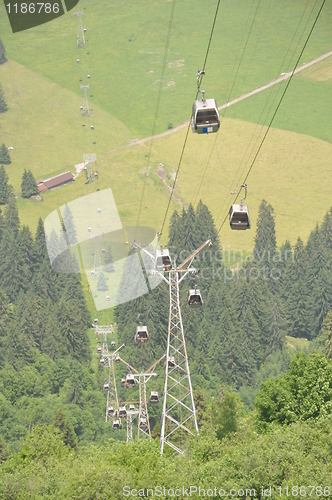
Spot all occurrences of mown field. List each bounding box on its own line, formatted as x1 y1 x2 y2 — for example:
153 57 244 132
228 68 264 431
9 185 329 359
0 0 332 251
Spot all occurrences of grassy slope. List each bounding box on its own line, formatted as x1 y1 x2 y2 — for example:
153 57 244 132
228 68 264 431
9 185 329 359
143 118 332 249
285 335 310 352
0 60 133 188
226 72 332 145
2 63 332 250
0 0 331 247
1 0 332 138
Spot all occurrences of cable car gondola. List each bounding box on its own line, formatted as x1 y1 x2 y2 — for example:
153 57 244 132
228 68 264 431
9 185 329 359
121 376 126 387
188 289 203 306
192 71 220 135
103 382 109 392
149 391 159 403
229 184 251 230
139 417 148 429
108 406 115 416
99 358 105 366
112 419 121 430
110 340 116 348
115 353 121 363
135 325 149 343
129 404 135 412
168 355 176 369
155 248 172 270
126 374 135 388
96 345 102 354
119 406 127 418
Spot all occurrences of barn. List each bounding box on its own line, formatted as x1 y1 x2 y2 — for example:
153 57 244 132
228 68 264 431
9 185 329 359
37 171 74 192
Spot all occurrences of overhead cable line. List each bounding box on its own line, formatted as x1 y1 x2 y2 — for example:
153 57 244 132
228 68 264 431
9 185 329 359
214 0 314 227
192 0 263 207
217 0 326 234
135 0 177 232
159 0 222 236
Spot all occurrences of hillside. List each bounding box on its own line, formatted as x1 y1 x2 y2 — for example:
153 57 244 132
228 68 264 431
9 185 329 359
0 0 332 245
1 1 332 494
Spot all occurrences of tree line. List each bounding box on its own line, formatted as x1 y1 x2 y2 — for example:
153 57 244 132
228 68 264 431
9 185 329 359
116 199 332 401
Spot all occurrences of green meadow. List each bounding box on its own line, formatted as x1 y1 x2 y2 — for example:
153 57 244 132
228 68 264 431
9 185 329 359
0 0 332 252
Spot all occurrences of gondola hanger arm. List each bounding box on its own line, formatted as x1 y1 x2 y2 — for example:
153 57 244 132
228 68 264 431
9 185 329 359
146 353 166 374
131 240 155 262
117 357 139 374
112 343 125 356
197 70 205 100
176 238 212 271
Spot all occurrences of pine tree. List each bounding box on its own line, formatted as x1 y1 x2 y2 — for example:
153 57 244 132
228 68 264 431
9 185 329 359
0 227 30 301
284 238 309 339
253 200 276 265
4 320 35 368
21 169 38 198
0 39 7 65
62 204 77 245
53 410 77 449
168 210 182 253
59 274 90 327
0 289 12 369
97 272 108 291
195 200 219 251
0 86 7 114
0 209 3 242
47 229 61 265
14 290 46 350
182 204 197 253
31 260 58 303
103 245 115 273
266 294 286 355
0 144 10 164
4 193 20 234
320 312 332 359
56 296 91 363
0 165 9 205
320 211 332 253
34 217 48 263
18 225 36 273
40 303 64 359
305 227 332 338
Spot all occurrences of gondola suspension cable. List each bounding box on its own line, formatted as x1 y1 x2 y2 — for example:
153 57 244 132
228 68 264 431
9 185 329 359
217 0 326 235
192 0 263 208
217 0 316 216
135 0 177 233
159 0 222 236
214 0 314 228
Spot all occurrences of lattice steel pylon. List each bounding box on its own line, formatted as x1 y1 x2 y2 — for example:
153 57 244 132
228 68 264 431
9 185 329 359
118 354 165 440
87 230 103 280
138 373 151 439
74 11 85 48
132 238 212 455
83 153 96 183
126 408 139 442
94 322 123 424
80 84 90 117
93 234 102 279
161 270 198 455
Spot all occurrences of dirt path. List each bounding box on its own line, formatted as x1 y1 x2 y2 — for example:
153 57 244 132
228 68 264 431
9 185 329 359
131 49 332 146
98 49 332 160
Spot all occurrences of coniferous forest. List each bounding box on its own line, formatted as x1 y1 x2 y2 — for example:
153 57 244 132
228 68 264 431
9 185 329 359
1 193 332 497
